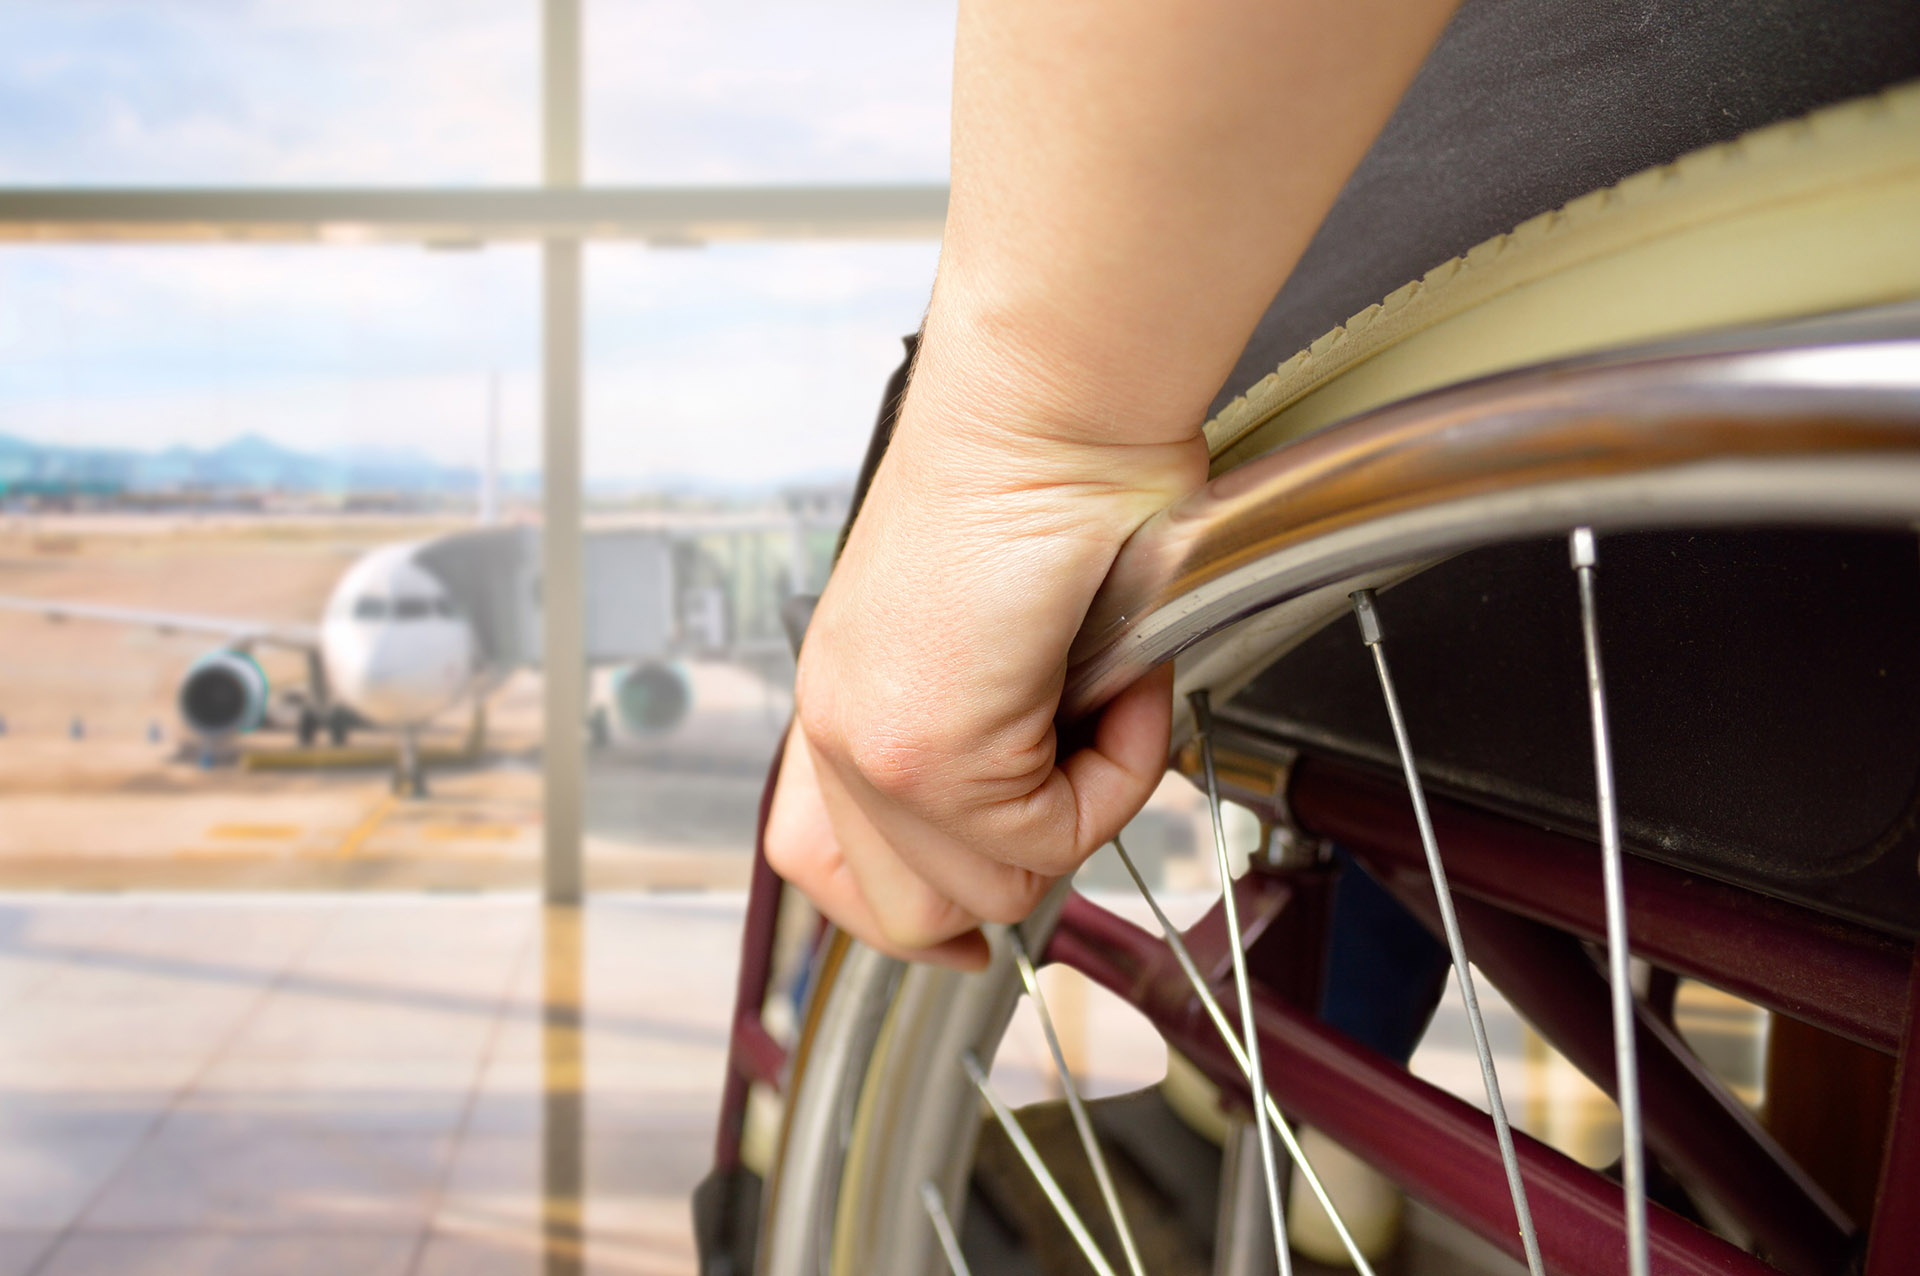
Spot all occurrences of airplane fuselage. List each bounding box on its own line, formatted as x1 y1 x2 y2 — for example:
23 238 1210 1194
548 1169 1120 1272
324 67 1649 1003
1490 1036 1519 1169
318 545 479 729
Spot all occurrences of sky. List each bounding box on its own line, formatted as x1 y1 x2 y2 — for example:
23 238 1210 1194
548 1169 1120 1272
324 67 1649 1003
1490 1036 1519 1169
0 0 955 488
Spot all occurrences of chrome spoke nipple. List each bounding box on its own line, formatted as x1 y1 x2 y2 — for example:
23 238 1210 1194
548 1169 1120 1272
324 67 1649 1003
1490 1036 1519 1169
1570 525 1598 570
1350 588 1384 646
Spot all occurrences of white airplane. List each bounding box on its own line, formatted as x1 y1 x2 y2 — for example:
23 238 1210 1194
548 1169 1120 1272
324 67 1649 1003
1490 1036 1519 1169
319 543 477 733
0 532 520 794
0 507 837 795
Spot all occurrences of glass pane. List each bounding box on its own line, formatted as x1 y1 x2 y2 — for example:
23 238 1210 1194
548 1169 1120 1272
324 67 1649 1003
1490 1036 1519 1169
0 2 537 185
587 0 955 183
579 239 937 879
0 245 537 462
0 242 540 863
585 241 934 486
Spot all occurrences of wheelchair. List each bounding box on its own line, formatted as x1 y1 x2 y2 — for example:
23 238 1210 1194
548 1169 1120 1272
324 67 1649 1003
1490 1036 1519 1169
705 71 1920 1276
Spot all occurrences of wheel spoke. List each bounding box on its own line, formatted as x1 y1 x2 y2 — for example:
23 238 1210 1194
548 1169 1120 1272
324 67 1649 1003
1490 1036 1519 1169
1215 1116 1279 1276
1571 528 1650 1276
1349 588 1546 1276
961 1050 1123 1276
1008 931 1149 1276
1111 837 1379 1276
919 1180 974 1276
1192 691 1293 1276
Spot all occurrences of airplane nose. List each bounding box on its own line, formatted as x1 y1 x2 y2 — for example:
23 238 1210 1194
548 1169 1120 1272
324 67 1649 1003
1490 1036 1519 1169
358 647 420 712
324 627 413 723
329 620 473 728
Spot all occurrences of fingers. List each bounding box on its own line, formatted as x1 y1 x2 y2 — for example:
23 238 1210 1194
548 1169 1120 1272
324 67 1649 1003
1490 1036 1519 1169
765 669 1174 969
834 664 1174 903
1060 662 1175 856
825 751 1063 925
796 727 996 946
764 729 991 970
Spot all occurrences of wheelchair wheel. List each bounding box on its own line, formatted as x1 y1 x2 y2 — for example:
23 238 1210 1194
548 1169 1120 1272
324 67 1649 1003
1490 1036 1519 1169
754 83 1920 1276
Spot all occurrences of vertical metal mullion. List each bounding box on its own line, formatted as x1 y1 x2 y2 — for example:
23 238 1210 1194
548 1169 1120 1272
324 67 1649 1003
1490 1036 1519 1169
542 0 585 904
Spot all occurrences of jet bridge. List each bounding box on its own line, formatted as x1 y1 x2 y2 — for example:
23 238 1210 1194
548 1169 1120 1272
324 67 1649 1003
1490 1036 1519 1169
413 525 717 673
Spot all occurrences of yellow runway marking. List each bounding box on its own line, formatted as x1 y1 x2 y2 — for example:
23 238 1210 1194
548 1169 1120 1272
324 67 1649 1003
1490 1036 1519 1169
335 795 397 858
421 824 519 841
206 823 302 840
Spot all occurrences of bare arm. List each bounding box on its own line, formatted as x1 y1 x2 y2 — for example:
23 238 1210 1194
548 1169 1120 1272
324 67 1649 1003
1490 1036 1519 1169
767 0 1460 967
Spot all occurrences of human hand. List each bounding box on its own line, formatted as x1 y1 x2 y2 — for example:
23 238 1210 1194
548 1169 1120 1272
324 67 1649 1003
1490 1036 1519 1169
764 338 1204 968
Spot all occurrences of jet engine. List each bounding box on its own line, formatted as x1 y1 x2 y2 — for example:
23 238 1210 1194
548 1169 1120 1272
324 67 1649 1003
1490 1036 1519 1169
178 649 270 737
609 661 691 735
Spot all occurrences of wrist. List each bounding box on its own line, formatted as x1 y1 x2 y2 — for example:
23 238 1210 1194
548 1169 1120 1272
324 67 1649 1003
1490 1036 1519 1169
912 269 1212 453
869 391 1206 578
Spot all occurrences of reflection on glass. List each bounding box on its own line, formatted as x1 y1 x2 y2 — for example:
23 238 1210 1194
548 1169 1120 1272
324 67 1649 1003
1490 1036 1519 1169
544 902 586 1276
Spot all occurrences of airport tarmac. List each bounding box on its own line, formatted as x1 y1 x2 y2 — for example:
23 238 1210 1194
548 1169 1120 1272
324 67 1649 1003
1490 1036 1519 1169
0 514 791 892
0 662 785 892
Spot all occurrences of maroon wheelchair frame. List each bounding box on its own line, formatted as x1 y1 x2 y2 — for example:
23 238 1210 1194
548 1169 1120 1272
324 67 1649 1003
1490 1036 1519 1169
714 743 1919 1275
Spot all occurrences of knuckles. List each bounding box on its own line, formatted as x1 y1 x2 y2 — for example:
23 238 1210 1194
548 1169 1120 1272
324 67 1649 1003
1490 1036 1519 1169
791 636 1077 937
795 678 963 809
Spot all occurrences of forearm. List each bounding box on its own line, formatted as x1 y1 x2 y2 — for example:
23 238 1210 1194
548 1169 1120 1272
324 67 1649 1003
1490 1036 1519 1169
770 0 1462 963
924 0 1460 448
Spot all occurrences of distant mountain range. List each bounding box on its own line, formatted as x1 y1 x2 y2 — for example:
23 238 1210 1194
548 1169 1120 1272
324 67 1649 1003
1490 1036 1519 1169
0 432 502 496
0 431 859 501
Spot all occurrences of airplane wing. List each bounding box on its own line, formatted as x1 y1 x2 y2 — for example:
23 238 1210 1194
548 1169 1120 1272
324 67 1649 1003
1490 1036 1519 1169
0 595 319 650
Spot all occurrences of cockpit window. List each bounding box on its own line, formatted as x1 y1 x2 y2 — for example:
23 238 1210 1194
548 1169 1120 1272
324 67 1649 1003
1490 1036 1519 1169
347 592 452 622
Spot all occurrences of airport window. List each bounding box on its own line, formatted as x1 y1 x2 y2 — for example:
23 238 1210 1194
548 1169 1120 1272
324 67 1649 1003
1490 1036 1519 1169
0 245 539 490
578 241 936 670
0 6 966 1269
583 241 939 490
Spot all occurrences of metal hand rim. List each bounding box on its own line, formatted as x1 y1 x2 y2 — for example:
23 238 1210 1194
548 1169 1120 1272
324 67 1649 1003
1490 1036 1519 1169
1066 303 1920 721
